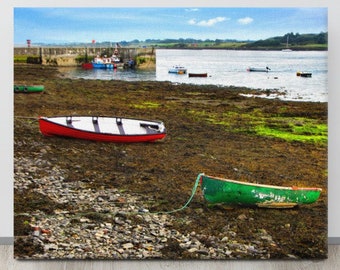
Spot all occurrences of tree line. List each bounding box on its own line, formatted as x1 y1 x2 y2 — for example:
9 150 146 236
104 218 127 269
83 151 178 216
243 32 327 49
32 32 327 50
116 32 328 50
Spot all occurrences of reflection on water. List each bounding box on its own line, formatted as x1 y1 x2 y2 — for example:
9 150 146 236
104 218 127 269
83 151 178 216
60 66 156 82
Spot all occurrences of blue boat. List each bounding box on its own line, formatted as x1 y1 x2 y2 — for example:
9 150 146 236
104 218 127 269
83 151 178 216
92 55 120 69
92 62 114 69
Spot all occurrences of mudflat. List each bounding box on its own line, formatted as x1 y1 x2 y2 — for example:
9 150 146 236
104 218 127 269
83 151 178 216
14 64 327 259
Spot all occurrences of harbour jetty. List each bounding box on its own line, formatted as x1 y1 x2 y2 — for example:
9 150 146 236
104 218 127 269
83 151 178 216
14 46 155 68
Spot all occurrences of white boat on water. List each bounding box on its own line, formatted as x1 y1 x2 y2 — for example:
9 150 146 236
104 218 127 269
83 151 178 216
247 66 271 72
168 65 187 74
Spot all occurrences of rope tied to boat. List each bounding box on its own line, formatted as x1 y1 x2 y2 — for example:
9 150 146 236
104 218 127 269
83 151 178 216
148 173 204 215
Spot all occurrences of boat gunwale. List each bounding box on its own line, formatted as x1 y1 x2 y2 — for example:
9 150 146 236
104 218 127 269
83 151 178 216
200 173 322 192
14 85 45 92
14 85 45 88
39 115 166 137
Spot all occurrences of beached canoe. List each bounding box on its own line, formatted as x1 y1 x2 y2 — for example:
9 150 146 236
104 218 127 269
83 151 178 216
39 116 167 143
199 174 322 208
14 85 44 93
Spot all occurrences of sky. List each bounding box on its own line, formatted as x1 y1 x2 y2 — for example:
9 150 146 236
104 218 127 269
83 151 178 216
14 7 328 45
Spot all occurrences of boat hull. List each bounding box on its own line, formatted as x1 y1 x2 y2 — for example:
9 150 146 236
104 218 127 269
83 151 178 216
92 62 115 69
188 73 208 78
247 67 270 72
168 70 187 74
168 66 187 74
199 174 322 208
82 63 93 69
14 85 44 93
296 71 312 77
39 116 166 143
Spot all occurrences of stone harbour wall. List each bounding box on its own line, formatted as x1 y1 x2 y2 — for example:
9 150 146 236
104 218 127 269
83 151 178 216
14 47 155 67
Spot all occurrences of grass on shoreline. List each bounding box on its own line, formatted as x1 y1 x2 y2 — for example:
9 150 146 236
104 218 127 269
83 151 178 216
189 109 327 145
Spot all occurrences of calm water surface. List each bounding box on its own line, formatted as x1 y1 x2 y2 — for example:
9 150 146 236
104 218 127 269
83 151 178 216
62 49 327 102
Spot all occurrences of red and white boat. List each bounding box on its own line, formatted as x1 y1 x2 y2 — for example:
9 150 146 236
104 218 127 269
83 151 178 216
39 116 167 143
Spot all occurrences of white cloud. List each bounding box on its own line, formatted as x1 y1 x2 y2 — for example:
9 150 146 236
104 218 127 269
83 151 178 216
188 19 197 25
238 17 254 25
188 16 227 27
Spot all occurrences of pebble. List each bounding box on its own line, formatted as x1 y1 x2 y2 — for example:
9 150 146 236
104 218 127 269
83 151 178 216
14 155 278 259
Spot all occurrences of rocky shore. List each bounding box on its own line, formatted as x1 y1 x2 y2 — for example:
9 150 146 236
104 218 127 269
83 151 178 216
14 155 277 260
14 64 327 260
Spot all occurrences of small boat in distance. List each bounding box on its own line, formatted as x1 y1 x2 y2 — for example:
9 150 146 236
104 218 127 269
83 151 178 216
247 67 271 72
168 65 187 74
14 85 44 93
199 173 322 208
188 73 208 78
296 71 312 78
39 116 167 143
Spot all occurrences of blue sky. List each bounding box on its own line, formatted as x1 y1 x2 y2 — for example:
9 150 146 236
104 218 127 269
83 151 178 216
14 7 327 45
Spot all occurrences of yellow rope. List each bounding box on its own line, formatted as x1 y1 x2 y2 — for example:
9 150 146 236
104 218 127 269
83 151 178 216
149 173 204 215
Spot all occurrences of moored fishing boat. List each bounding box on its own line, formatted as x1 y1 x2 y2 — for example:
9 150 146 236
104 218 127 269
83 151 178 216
39 116 167 143
91 55 120 69
92 62 114 69
188 73 208 78
14 85 44 93
296 71 312 77
247 67 271 72
168 65 187 74
199 173 322 208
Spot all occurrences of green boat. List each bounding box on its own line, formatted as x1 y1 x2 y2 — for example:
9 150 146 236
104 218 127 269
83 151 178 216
199 173 322 208
14 85 44 93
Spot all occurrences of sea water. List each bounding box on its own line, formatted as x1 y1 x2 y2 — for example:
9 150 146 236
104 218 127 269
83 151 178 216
62 49 327 102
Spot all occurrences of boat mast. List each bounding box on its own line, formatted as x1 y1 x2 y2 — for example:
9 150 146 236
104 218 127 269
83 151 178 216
286 35 289 49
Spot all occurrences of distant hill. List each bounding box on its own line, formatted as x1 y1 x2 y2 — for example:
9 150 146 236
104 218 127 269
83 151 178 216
241 32 327 50
23 32 327 51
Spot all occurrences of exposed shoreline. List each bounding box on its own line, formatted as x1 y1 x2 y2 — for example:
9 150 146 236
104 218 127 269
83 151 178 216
14 64 328 259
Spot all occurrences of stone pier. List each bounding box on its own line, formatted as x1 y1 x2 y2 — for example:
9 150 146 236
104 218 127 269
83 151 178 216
14 46 155 67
